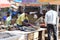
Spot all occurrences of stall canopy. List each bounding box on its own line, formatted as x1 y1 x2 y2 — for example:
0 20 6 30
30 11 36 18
20 3 41 6
38 0 56 5
0 0 11 8
38 0 60 5
49 1 60 5
38 0 55 3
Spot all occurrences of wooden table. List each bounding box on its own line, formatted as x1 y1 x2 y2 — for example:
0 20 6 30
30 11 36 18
4 28 47 40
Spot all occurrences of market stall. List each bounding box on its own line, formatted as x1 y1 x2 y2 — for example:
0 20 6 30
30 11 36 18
1 0 59 40
0 32 19 40
3 28 46 40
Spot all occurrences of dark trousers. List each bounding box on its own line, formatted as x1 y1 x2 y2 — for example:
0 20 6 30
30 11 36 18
17 24 24 31
47 24 57 40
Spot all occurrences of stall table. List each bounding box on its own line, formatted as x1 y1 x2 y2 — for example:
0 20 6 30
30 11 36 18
4 28 46 40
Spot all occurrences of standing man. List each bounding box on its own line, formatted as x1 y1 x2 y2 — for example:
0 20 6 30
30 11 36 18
45 5 58 40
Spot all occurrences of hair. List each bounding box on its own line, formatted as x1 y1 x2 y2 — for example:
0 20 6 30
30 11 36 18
25 12 29 14
47 5 52 9
7 12 10 14
6 12 10 17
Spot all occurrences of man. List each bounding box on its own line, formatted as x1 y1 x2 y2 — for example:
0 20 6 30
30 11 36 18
16 12 29 30
45 5 58 40
6 12 11 26
2 12 10 21
2 12 11 25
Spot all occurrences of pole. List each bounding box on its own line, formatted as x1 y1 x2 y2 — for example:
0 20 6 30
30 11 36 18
57 5 59 40
40 5 43 14
57 5 59 13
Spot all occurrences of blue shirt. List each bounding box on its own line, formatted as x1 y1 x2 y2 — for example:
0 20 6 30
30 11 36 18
2 16 7 21
12 11 17 16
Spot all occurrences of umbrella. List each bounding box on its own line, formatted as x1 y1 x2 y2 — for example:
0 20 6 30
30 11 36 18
0 0 11 8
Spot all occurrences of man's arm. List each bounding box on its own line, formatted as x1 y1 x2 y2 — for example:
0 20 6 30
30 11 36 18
56 12 59 27
45 13 48 26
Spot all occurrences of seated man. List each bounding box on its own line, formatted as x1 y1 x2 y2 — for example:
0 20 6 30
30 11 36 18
16 12 38 31
16 12 30 30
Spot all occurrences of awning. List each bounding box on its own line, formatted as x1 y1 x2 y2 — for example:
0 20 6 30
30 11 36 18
20 3 41 6
0 0 11 8
38 0 60 5
38 0 53 3
38 0 55 3
49 1 60 5
25 4 41 6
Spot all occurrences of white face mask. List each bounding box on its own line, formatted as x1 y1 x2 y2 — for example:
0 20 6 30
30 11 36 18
33 14 38 19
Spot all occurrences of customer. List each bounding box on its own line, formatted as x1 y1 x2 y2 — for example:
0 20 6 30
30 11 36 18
2 12 10 22
5 12 11 26
45 5 58 40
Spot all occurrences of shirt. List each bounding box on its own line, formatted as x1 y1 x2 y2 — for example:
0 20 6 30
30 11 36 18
16 13 29 25
6 16 11 25
11 11 17 17
2 16 7 21
45 10 58 25
35 16 44 23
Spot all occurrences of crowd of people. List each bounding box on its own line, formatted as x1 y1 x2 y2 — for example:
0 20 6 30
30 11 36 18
0 5 58 40
1 7 39 30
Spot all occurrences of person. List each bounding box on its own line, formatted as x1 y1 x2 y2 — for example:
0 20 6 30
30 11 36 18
2 12 10 24
2 12 10 21
5 12 11 26
16 12 29 30
45 5 58 40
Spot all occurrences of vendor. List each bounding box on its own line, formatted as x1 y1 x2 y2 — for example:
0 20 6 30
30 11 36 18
16 12 30 30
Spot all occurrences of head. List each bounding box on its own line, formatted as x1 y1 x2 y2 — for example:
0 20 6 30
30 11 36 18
6 12 10 17
47 5 52 11
25 12 29 16
42 10 47 16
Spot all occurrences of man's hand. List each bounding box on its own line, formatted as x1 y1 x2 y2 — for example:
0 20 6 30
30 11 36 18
45 23 47 27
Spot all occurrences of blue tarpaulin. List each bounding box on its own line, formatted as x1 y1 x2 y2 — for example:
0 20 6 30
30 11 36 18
14 0 22 2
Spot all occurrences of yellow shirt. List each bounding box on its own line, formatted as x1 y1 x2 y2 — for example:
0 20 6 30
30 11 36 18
16 13 29 25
